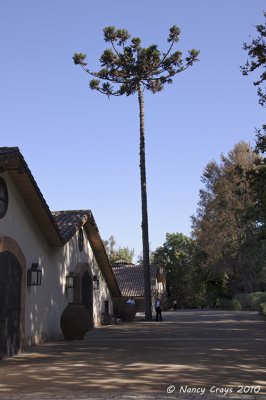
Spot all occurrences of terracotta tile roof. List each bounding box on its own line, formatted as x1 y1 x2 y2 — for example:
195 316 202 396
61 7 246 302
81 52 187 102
112 263 158 297
53 210 121 297
52 210 91 243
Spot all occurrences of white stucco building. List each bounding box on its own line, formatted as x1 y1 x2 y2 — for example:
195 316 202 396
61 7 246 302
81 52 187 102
0 147 121 358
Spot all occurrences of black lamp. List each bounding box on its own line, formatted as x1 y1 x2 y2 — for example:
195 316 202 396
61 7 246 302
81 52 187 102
93 275 99 290
65 272 76 289
27 263 42 286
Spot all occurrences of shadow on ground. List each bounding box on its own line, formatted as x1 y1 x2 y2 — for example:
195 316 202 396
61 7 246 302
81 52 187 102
0 310 265 395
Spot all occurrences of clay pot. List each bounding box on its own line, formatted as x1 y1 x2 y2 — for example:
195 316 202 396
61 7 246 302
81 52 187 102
119 304 136 322
60 303 89 340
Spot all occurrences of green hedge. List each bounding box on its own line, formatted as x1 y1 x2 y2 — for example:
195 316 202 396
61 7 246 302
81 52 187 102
218 292 266 311
234 292 266 311
219 298 242 311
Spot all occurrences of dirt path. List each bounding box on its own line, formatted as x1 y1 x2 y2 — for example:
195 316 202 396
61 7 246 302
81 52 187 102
0 310 265 398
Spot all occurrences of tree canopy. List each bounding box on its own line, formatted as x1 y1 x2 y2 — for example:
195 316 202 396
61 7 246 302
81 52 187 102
241 11 266 272
73 26 199 97
103 235 134 265
241 11 266 106
249 129 266 243
192 142 264 296
152 141 266 309
153 233 205 308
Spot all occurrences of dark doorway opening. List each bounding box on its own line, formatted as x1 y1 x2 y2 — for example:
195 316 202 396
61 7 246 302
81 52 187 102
0 251 22 359
81 271 93 329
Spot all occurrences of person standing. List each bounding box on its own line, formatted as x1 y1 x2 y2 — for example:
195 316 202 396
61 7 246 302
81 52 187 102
173 299 177 311
155 297 162 321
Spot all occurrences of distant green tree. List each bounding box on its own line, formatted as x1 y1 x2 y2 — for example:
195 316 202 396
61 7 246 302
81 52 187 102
103 235 116 260
111 247 135 265
73 26 199 319
153 233 206 308
241 11 266 106
104 236 134 264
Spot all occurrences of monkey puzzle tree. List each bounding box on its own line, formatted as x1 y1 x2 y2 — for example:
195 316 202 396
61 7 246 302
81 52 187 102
73 26 199 320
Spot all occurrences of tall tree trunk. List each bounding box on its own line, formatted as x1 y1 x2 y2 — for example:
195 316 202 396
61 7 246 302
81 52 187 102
138 82 152 320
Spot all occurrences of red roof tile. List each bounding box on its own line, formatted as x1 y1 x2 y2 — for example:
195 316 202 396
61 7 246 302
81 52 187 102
112 263 158 297
52 210 90 242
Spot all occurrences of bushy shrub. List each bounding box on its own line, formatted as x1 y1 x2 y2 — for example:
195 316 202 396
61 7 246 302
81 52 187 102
258 302 266 317
219 298 242 310
234 292 266 310
246 292 266 310
231 298 242 310
234 293 250 310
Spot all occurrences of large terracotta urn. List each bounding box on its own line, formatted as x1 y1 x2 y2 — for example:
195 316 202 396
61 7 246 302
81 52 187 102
120 304 136 322
60 303 89 340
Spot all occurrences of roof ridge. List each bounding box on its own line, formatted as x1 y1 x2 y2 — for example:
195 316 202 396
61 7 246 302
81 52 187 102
52 209 91 214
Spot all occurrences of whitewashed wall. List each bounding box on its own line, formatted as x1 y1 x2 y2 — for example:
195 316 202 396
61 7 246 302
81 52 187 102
0 173 113 345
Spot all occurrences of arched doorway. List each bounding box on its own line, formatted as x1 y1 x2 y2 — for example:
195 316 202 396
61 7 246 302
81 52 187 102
0 251 22 358
81 271 93 329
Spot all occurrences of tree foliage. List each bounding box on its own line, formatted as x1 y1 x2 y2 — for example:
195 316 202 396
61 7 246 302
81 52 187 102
247 128 266 238
153 142 266 309
246 130 266 291
153 233 206 308
192 142 264 297
240 12 266 292
73 26 199 97
241 12 266 106
103 235 134 265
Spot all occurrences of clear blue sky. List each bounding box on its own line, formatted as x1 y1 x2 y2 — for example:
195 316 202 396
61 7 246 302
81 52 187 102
1 1 265 260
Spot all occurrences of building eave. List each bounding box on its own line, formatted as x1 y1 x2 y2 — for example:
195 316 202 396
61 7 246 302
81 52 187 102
84 215 121 298
0 147 63 246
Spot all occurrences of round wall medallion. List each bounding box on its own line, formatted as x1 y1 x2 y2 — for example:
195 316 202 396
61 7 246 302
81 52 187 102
0 177 8 218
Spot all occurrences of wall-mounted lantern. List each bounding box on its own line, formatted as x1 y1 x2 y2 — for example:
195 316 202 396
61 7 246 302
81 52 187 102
65 272 76 289
93 275 99 290
27 263 42 286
